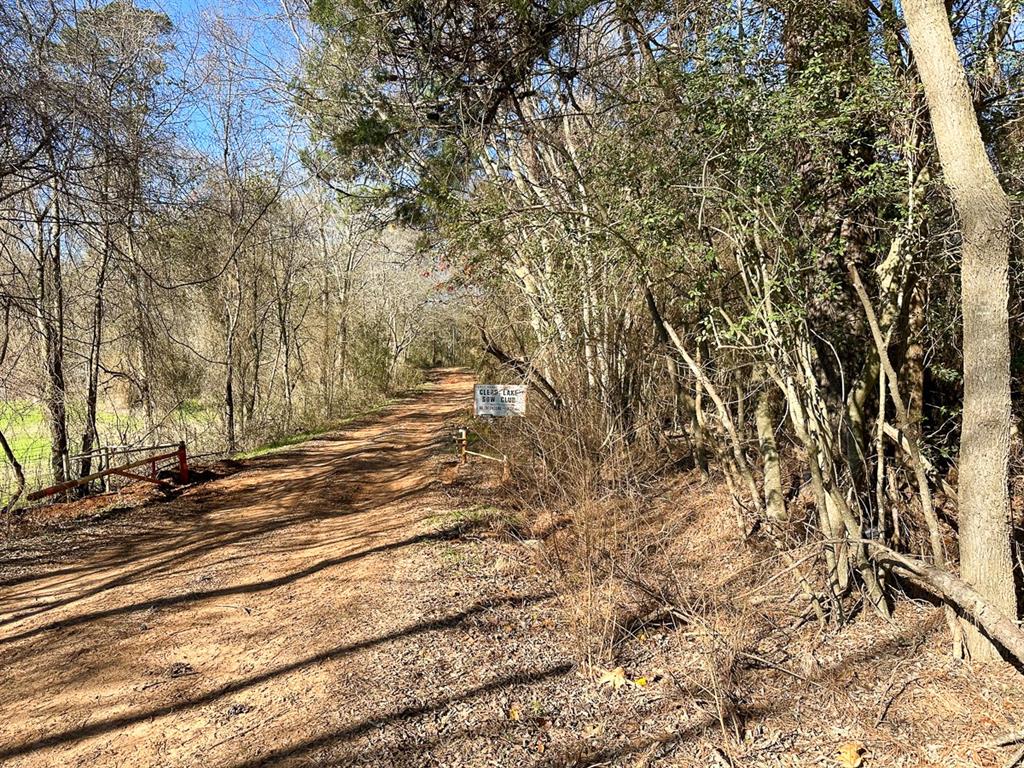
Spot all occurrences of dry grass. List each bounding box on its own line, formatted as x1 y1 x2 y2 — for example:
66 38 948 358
433 392 1024 764
459 440 1024 765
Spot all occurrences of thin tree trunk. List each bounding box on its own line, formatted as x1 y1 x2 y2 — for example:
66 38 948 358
319 221 335 414
338 244 356 397
225 347 236 454
0 304 22 520
224 301 239 454
80 248 111 480
641 281 706 466
849 262 960 646
128 237 157 435
0 428 25 522
902 0 1017 660
902 280 926 432
34 199 68 486
663 321 761 522
756 387 788 523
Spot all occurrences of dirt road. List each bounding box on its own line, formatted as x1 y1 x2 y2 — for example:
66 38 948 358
9 370 1023 768
0 370 572 767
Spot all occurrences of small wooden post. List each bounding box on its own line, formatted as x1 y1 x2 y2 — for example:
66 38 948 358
102 446 111 492
177 441 189 483
456 428 468 465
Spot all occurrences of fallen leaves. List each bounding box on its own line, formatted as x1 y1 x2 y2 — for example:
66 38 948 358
835 741 866 768
597 666 628 690
595 666 651 691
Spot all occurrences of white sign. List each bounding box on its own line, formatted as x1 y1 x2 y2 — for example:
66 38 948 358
474 384 527 417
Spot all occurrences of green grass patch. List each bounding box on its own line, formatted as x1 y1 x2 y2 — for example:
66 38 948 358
236 427 336 459
175 399 206 416
0 401 51 465
1 400 149 473
235 401 396 459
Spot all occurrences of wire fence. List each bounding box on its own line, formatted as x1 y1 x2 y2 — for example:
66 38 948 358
1 410 230 507
2 444 54 501
1 388 398 507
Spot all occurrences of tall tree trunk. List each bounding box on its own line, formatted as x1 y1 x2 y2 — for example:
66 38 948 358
132 267 157 435
279 299 294 430
337 244 356 396
319 221 335 414
80 248 111 480
225 345 236 454
0 305 23 520
902 0 1016 660
224 302 239 454
34 199 68 485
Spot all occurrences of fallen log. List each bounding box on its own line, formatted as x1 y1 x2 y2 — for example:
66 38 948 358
868 542 1024 664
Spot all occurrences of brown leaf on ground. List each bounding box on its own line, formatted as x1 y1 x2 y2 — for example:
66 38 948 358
597 666 628 690
836 741 866 768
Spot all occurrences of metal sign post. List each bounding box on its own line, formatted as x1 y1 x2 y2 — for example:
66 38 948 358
454 383 526 472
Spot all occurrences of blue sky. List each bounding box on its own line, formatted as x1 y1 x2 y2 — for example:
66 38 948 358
138 0 311 171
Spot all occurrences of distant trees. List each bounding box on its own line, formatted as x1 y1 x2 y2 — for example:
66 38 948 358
298 1 1024 661
1 0 174 484
0 0 461 503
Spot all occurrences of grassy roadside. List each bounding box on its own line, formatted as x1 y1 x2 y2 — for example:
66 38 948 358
233 404 392 459
0 401 50 463
234 379 434 460
1 373 438 504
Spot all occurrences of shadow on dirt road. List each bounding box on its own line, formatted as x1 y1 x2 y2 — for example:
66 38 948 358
0 369 549 767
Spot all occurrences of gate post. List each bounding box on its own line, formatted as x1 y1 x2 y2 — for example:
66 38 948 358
177 441 189 483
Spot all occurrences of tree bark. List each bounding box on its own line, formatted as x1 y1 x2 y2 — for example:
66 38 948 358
0 428 25 522
663 321 761 520
33 196 68 485
80 248 111 480
224 301 239 455
902 0 1017 659
756 387 788 523
872 545 1024 665
641 280 706 471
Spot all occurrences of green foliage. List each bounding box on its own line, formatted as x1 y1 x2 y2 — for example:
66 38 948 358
293 1 1023 513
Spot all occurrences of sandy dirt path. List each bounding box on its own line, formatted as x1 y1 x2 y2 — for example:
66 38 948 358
0 370 480 767
9 369 1015 768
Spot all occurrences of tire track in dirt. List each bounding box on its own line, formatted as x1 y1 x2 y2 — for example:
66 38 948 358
0 369 475 767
